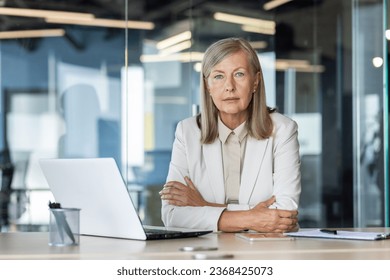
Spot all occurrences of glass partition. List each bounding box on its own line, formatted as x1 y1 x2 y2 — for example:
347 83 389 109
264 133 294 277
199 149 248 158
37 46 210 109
352 0 388 227
0 1 137 230
0 0 387 231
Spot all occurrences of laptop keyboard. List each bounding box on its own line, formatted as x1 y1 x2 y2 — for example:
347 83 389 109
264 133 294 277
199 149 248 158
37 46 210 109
144 228 185 239
145 228 181 234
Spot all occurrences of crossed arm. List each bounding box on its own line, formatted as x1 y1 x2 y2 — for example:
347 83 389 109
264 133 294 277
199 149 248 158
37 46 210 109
160 176 298 233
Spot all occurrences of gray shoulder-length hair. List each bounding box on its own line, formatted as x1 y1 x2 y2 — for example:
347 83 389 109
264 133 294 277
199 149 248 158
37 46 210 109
198 37 274 144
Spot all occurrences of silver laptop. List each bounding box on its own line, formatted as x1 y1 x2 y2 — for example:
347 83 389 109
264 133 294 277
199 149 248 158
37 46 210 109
39 157 212 240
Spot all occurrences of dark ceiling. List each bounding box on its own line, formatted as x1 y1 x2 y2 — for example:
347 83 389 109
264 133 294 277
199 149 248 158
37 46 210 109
0 0 337 53
0 0 325 31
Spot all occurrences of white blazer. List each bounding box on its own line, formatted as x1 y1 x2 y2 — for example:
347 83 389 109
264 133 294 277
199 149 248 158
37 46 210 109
161 112 301 231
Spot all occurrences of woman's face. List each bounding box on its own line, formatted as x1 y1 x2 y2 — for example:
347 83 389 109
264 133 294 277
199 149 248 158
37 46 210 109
206 50 259 126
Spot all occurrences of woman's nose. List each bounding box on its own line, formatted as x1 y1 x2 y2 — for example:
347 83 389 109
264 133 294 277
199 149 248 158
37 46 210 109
224 76 235 92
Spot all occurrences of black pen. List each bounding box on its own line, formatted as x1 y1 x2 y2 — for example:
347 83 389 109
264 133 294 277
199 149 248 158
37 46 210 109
320 229 337 235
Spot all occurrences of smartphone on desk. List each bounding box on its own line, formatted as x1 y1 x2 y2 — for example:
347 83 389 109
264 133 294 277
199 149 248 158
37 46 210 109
236 232 295 241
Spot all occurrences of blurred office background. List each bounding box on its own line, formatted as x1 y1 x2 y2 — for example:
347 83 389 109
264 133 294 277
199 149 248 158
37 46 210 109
0 0 388 232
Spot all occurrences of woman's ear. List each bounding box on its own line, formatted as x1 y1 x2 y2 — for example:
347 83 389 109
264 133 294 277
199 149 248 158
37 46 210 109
204 78 211 93
253 72 261 91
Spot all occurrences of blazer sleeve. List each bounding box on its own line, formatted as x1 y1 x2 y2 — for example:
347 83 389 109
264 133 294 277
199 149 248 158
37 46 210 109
270 114 301 210
161 119 226 231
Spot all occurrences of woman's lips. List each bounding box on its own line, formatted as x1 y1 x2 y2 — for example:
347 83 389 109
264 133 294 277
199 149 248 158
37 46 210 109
223 97 239 101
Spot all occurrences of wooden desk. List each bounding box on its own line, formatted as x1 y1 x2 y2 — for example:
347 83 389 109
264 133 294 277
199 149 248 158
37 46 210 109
1 228 390 260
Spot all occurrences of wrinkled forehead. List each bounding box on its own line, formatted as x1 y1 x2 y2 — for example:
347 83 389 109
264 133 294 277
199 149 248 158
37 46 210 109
211 51 252 72
203 49 253 77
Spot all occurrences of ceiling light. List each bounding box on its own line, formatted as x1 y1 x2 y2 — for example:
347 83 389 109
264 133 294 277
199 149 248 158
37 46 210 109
276 59 309 68
156 31 192 50
372 57 383 68
193 62 202 72
214 12 275 30
0 7 94 20
140 52 204 63
385 29 390 40
249 41 268 49
45 17 154 30
159 40 192 55
263 0 293 11
275 59 325 72
0 29 65 39
242 25 275 35
0 7 154 30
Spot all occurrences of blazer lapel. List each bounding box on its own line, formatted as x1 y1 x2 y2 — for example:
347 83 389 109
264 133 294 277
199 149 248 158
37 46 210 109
239 137 269 204
203 141 226 204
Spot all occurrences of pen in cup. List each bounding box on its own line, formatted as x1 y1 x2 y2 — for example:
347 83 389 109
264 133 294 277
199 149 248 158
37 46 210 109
48 201 79 246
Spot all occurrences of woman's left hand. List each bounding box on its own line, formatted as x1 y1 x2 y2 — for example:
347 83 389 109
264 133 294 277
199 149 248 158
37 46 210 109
160 177 208 206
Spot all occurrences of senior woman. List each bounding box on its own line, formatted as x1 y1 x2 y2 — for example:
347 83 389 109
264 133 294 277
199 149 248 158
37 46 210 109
160 37 301 233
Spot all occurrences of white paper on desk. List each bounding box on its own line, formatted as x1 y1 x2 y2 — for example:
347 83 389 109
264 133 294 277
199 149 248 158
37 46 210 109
286 229 390 241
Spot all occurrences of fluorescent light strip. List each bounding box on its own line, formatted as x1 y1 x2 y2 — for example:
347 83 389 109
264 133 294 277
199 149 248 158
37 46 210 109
0 29 65 39
0 7 94 20
276 59 309 67
263 0 293 11
159 40 192 55
249 41 268 49
292 65 325 73
0 7 154 30
157 31 192 50
214 12 275 30
242 25 275 35
140 52 204 63
275 59 325 72
45 17 154 30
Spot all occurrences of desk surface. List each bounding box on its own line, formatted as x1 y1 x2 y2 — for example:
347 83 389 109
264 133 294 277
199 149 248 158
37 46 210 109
1 228 390 260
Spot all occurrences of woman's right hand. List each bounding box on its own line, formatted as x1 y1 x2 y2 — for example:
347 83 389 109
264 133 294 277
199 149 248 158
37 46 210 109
248 197 298 233
217 196 298 233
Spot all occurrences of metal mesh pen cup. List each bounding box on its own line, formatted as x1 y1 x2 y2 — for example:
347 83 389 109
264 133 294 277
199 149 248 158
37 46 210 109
49 208 80 246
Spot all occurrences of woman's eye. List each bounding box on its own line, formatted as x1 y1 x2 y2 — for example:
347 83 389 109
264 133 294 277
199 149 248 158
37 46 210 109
214 74 224 80
235 72 245 77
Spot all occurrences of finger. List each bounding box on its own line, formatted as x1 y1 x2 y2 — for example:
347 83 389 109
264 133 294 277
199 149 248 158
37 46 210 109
163 181 175 188
160 183 186 195
257 196 276 208
163 181 185 189
161 186 186 198
282 217 298 224
277 210 298 218
159 186 173 195
160 183 174 194
184 176 196 190
161 194 172 200
263 196 276 206
162 193 185 204
278 217 298 227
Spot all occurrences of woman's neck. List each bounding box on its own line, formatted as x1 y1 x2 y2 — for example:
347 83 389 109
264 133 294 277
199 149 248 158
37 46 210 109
219 112 247 130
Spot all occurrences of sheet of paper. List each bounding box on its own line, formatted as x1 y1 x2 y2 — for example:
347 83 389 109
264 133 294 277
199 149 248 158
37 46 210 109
286 229 390 241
